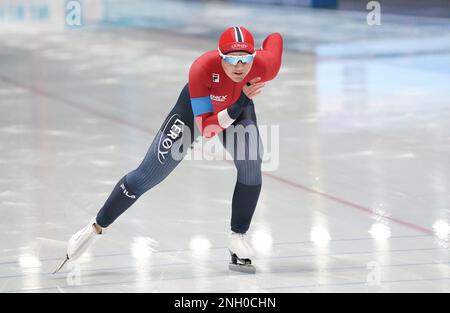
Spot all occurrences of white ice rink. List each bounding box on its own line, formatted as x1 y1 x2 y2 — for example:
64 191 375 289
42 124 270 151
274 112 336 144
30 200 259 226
0 0 449 293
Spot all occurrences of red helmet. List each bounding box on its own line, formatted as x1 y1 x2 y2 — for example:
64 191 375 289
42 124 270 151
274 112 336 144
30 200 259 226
219 26 255 54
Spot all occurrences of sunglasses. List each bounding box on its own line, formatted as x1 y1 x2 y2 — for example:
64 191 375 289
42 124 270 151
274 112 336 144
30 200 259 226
218 49 256 65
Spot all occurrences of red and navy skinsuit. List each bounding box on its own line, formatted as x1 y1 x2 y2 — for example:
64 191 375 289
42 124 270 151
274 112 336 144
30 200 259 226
96 33 283 234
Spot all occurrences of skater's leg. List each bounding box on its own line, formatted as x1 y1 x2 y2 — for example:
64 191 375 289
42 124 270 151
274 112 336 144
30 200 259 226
96 84 198 228
220 102 262 274
54 85 197 273
220 101 263 234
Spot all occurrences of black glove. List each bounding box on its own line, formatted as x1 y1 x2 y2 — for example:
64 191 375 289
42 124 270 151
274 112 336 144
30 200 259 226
227 91 250 119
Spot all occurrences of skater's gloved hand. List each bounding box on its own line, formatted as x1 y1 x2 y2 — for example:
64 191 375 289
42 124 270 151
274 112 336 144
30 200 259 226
226 77 264 120
243 77 265 99
227 90 251 119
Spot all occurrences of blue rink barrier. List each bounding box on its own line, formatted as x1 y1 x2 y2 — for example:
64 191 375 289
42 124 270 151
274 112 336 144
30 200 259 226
1 0 449 58
229 0 338 9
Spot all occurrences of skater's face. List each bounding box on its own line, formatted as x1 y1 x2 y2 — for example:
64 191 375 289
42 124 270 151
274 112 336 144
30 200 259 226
221 52 254 83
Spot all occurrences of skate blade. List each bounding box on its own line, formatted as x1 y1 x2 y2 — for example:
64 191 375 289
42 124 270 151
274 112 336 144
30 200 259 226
53 256 69 274
229 263 256 274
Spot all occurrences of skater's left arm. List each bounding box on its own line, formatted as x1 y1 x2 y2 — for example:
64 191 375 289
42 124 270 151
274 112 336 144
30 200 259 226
256 32 283 82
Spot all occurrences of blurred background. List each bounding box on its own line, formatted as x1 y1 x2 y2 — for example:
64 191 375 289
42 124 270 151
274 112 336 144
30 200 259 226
0 0 449 293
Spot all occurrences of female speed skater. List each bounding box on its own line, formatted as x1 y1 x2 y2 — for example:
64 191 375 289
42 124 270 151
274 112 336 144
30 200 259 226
55 26 283 274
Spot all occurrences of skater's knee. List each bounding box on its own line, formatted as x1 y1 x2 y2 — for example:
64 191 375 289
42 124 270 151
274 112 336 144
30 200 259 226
125 169 154 195
235 159 262 186
126 160 175 195
122 167 149 194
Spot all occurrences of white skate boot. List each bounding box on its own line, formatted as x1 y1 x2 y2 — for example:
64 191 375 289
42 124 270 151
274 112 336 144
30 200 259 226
53 218 104 274
228 232 256 274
